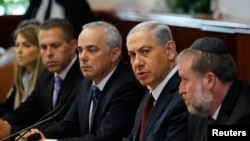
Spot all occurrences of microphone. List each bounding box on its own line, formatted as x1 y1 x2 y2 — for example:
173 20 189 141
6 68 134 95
36 93 74 122
26 133 41 141
0 93 76 141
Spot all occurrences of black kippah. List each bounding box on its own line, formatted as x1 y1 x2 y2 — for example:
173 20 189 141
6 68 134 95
190 37 229 54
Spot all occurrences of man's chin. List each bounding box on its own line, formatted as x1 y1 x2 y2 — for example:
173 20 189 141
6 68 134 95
47 67 60 73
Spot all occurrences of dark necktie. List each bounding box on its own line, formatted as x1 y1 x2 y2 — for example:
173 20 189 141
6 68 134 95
140 93 155 141
208 116 216 125
91 86 101 125
44 0 52 20
53 76 62 107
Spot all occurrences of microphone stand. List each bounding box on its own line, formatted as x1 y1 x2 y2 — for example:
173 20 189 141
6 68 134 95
0 93 76 141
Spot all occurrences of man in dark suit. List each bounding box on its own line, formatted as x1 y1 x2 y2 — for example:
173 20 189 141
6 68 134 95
123 21 189 141
176 37 250 141
17 21 147 141
0 18 82 141
25 0 95 37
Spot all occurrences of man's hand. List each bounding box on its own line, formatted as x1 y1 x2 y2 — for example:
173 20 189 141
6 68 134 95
0 118 11 141
16 128 45 141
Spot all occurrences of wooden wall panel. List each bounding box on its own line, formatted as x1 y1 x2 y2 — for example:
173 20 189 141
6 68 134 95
0 16 24 48
1 11 250 82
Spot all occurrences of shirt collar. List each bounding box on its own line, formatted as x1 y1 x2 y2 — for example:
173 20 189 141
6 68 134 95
151 66 178 101
93 66 117 91
54 55 77 80
212 105 221 120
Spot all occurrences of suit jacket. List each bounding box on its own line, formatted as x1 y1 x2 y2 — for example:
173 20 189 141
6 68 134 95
0 87 15 117
189 79 250 141
2 57 82 141
123 72 189 141
42 61 148 141
25 0 95 37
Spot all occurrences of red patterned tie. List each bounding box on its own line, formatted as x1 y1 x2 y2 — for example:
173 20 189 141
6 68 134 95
140 93 155 141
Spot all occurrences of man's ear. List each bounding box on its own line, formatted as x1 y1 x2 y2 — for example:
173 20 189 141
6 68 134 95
204 72 216 90
111 47 121 62
70 39 78 53
165 40 176 60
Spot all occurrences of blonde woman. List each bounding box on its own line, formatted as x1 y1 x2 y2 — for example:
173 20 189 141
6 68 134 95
0 21 45 116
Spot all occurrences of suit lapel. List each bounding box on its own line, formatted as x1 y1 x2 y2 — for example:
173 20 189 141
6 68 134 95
216 80 239 124
90 62 126 132
131 92 148 140
94 62 127 116
189 115 208 141
56 58 80 102
142 72 180 139
79 79 92 134
47 74 55 108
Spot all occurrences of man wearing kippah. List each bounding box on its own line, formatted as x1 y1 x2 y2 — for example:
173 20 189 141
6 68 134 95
176 37 250 141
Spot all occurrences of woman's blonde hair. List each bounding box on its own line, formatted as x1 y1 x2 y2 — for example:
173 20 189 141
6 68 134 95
12 21 45 108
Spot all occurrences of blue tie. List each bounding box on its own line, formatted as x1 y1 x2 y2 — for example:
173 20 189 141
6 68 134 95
53 76 62 107
91 86 101 125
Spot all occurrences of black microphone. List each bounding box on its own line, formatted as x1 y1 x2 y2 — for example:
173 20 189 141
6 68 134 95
36 93 74 122
16 93 76 141
26 133 41 141
14 93 74 141
43 92 77 120
0 93 76 141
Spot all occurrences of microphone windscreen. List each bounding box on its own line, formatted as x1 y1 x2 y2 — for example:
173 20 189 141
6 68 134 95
26 133 41 141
